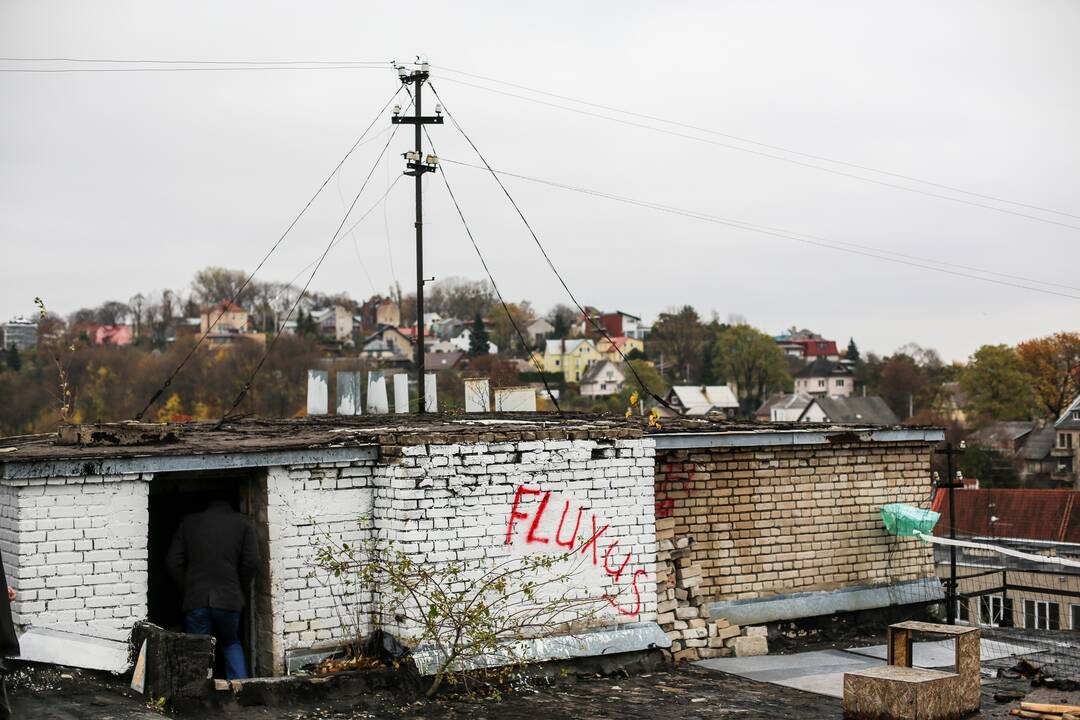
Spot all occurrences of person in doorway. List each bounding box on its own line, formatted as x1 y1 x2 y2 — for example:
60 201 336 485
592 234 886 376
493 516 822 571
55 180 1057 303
166 499 259 680
0 546 19 720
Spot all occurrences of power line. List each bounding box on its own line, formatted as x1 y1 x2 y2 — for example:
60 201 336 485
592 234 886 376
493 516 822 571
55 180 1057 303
274 175 404 302
134 85 403 420
220 115 405 422
0 57 391 65
438 157 1080 302
419 123 562 413
435 75 1080 234
433 64 1080 223
0 65 389 74
430 83 674 411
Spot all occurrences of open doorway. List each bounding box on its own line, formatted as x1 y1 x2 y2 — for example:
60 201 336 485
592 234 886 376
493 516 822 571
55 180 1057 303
147 470 270 677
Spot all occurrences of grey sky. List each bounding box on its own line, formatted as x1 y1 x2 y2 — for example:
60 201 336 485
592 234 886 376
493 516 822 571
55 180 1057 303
1 0 1076 362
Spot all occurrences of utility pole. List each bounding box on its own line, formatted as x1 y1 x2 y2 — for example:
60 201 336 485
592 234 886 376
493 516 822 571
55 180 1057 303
391 63 442 412
934 440 965 624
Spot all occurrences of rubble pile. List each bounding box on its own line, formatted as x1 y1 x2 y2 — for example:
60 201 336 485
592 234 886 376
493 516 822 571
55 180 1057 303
655 517 768 662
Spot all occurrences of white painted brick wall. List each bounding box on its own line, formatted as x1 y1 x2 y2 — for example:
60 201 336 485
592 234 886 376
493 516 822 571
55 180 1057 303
0 474 149 643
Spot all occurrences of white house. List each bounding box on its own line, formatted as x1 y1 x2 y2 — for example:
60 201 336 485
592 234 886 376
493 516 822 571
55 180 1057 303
794 358 854 398
663 386 740 417
580 360 626 397
449 328 498 354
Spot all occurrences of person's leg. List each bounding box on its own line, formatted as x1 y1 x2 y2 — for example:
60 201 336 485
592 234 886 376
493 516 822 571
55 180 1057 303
209 608 247 680
183 607 213 636
0 660 10 720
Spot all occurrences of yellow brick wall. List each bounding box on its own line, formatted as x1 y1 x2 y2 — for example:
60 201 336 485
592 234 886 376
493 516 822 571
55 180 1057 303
655 442 936 602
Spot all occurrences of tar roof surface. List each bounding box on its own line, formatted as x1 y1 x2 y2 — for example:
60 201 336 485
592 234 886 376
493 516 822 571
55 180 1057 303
0 412 934 464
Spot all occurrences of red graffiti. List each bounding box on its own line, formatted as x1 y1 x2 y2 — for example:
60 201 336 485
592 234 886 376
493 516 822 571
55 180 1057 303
506 486 542 543
655 464 696 519
506 484 647 619
554 502 583 550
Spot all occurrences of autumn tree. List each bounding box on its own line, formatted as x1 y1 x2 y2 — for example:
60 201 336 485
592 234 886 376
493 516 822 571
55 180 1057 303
960 344 1035 425
487 301 535 356
191 267 252 307
425 277 494 320
712 324 790 416
547 304 576 339
1017 332 1080 419
648 306 705 382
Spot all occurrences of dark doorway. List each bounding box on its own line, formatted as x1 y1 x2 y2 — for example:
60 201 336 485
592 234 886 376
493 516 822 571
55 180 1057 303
147 471 265 677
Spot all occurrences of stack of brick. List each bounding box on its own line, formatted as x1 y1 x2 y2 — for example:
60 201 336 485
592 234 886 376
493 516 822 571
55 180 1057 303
655 517 744 661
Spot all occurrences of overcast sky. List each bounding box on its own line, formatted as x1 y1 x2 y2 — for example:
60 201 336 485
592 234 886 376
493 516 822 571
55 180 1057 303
1 1 1076 362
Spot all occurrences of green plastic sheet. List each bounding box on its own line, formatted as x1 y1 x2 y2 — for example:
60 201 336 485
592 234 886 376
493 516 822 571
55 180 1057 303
880 503 940 541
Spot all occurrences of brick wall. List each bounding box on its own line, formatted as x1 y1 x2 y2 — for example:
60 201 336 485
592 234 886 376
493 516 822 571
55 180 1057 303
0 474 149 643
655 442 934 602
259 435 657 668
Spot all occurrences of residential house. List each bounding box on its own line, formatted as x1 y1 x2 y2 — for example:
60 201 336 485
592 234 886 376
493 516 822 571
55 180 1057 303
797 396 899 425
662 386 740 418
376 299 400 328
448 328 498 355
92 325 134 347
774 329 840 365
526 318 555 348
423 351 465 372
359 326 414 362
755 393 812 422
572 306 604 337
793 358 854 397
1054 395 1080 487
969 421 1060 485
933 381 970 427
595 335 645 362
932 487 1080 630
1 317 37 351
199 301 251 336
599 311 646 340
542 338 603 383
580 360 626 398
312 305 354 343
198 302 264 346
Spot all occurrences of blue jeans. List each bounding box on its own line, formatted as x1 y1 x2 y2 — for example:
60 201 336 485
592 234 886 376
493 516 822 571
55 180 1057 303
184 607 247 680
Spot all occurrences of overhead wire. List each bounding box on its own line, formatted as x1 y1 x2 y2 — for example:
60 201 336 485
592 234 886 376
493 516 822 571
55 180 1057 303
0 65 389 74
416 120 563 413
429 83 675 411
220 115 406 422
133 84 403 420
435 75 1080 234
433 64 1080 222
438 157 1080 302
0 57 391 65
273 175 405 303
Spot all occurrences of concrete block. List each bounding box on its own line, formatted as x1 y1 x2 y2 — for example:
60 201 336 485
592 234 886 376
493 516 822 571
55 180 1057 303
744 626 768 638
733 635 768 657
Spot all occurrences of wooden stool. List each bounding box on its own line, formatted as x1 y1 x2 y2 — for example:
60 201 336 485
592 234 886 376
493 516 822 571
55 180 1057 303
843 621 980 720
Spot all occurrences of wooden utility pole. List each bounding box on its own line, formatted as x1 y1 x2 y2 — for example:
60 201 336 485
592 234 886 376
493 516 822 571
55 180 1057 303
391 63 442 412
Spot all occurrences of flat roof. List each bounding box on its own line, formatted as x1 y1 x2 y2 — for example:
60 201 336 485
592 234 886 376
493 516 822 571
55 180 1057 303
0 413 943 479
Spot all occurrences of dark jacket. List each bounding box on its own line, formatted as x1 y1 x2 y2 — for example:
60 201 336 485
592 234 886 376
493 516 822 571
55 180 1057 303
166 501 260 613
0 547 19 657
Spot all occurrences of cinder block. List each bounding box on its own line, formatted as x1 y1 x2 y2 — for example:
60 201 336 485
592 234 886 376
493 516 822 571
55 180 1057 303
733 635 768 657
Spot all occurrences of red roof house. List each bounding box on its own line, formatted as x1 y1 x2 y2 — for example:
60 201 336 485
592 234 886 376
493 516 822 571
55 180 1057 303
931 487 1080 543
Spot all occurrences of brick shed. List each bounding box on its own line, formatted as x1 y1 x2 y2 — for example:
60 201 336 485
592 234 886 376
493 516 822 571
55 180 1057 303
0 415 659 676
649 420 945 629
0 414 944 676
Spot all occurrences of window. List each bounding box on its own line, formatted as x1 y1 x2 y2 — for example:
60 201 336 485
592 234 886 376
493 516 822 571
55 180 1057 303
836 379 845 387
1072 604 1080 630
1024 600 1061 630
979 595 1011 627
818 379 826 388
956 598 970 623
1074 411 1080 421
